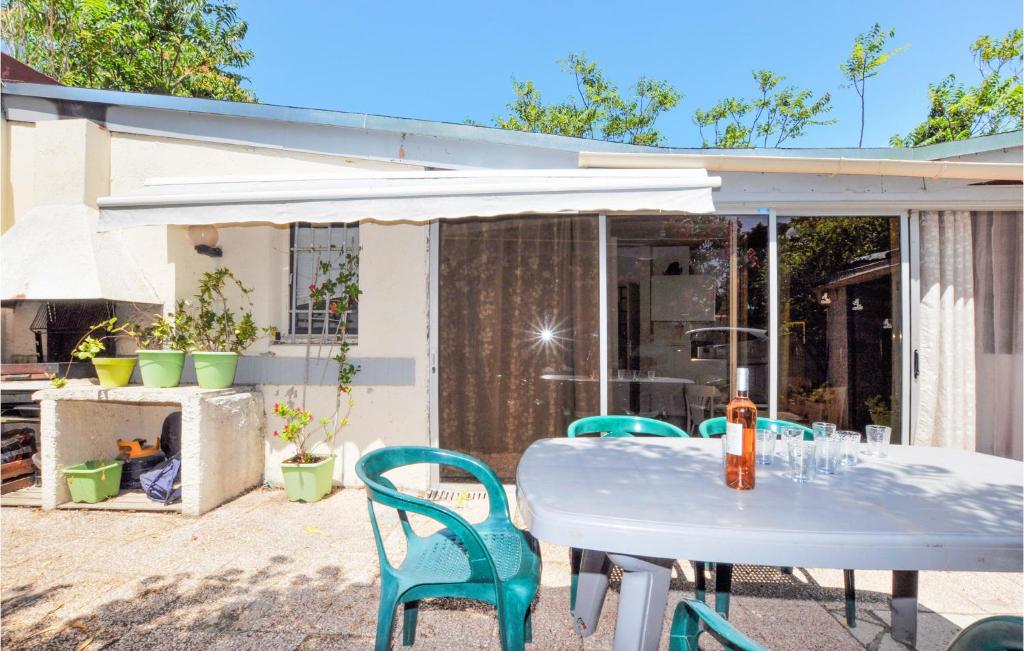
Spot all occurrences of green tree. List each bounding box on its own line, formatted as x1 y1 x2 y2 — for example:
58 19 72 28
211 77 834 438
692 69 834 148
892 29 1022 147
1 0 255 101
840 23 907 146
494 52 681 146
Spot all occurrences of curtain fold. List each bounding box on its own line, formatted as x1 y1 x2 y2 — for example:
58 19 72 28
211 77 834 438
915 210 976 451
972 211 1023 460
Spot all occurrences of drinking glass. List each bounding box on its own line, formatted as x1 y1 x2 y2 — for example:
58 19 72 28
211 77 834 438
865 425 891 457
780 426 804 460
812 421 836 440
616 369 626 381
647 370 656 380
815 433 842 475
631 370 641 381
788 440 816 482
839 431 860 466
755 429 775 465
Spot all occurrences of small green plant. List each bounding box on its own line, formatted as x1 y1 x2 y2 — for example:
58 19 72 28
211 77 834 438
272 402 338 464
49 317 137 388
865 394 892 427
137 301 194 351
192 268 274 352
306 248 361 392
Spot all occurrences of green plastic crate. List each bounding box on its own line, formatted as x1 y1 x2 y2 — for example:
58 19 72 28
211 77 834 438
63 460 123 503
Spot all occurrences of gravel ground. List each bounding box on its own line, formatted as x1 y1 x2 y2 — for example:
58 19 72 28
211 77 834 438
2 487 1020 650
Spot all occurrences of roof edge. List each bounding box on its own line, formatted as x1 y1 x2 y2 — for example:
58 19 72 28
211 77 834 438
3 81 1021 161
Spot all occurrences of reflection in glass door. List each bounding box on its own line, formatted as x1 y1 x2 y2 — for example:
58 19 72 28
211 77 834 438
605 215 768 435
777 216 902 440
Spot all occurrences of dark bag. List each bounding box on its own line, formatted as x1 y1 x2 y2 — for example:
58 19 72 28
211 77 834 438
140 453 181 505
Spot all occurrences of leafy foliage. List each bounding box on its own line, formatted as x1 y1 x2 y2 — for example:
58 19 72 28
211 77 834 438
495 52 681 145
1 0 255 101
306 248 361 390
891 29 1022 146
272 402 335 464
191 268 273 352
136 300 194 351
693 70 834 148
840 23 908 146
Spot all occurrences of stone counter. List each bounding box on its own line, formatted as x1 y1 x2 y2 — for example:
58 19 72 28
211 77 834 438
33 385 264 516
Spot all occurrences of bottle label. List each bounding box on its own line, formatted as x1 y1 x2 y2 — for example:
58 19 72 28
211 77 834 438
726 422 743 456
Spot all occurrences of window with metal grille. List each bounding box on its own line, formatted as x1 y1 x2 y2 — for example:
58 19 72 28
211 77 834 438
286 223 359 342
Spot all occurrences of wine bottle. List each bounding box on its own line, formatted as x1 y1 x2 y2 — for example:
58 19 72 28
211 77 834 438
724 367 757 490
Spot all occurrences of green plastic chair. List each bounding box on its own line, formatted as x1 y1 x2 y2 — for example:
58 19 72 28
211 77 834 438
695 416 856 627
669 598 768 651
670 605 1022 651
566 415 688 612
698 416 813 439
947 615 1024 651
567 414 689 438
356 446 541 651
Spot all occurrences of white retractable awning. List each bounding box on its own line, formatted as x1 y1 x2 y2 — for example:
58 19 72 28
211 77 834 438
96 169 721 229
1 204 161 303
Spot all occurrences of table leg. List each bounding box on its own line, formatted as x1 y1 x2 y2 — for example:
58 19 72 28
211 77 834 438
891 570 918 647
714 562 733 617
571 549 611 638
607 553 674 651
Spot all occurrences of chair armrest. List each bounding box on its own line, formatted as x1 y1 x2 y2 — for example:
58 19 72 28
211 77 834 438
365 478 500 584
670 599 768 651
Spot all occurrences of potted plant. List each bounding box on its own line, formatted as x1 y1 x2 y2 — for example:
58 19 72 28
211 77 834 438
50 317 138 388
274 246 360 502
274 403 336 502
135 301 194 388
190 268 272 389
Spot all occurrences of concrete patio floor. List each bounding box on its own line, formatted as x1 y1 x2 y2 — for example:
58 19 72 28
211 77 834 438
2 487 1021 650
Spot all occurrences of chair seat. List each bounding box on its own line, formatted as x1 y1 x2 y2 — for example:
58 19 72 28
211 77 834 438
403 526 538 585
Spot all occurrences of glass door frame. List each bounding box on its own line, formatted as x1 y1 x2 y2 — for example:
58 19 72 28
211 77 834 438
427 210 914 485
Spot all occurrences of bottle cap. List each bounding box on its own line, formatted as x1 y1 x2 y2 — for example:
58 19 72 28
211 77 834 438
736 367 749 392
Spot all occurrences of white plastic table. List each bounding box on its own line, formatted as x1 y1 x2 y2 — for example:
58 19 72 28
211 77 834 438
516 437 1024 651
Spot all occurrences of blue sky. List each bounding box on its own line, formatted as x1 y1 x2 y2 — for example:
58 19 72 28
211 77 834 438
236 1 1021 149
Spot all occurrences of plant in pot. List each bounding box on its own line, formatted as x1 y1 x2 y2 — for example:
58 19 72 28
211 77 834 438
190 268 273 389
50 317 138 388
275 245 360 501
274 403 336 502
135 301 194 388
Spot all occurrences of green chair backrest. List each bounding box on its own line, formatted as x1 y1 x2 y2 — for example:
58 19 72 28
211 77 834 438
946 615 1023 651
698 417 813 439
567 415 689 438
356 446 510 584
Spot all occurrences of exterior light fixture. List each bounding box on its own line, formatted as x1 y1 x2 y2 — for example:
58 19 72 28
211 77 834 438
819 291 832 306
852 298 864 311
188 225 222 257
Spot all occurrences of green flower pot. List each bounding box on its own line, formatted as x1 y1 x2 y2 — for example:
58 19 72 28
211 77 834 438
63 460 123 503
137 350 186 388
193 351 239 389
91 357 136 388
281 455 335 503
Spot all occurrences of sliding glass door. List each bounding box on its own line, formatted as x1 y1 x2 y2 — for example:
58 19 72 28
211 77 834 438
776 216 902 439
437 215 600 480
605 215 768 434
436 212 904 481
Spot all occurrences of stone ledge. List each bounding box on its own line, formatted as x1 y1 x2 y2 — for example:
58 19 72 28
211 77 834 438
33 384 257 403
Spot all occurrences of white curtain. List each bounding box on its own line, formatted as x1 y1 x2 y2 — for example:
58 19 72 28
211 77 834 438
972 211 1023 460
915 210 976 451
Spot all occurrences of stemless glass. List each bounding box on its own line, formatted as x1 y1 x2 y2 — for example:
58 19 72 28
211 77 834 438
788 440 816 482
647 370 656 380
865 425 891 457
815 433 842 475
839 431 860 466
616 369 627 381
780 427 804 461
755 429 776 465
812 421 836 440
